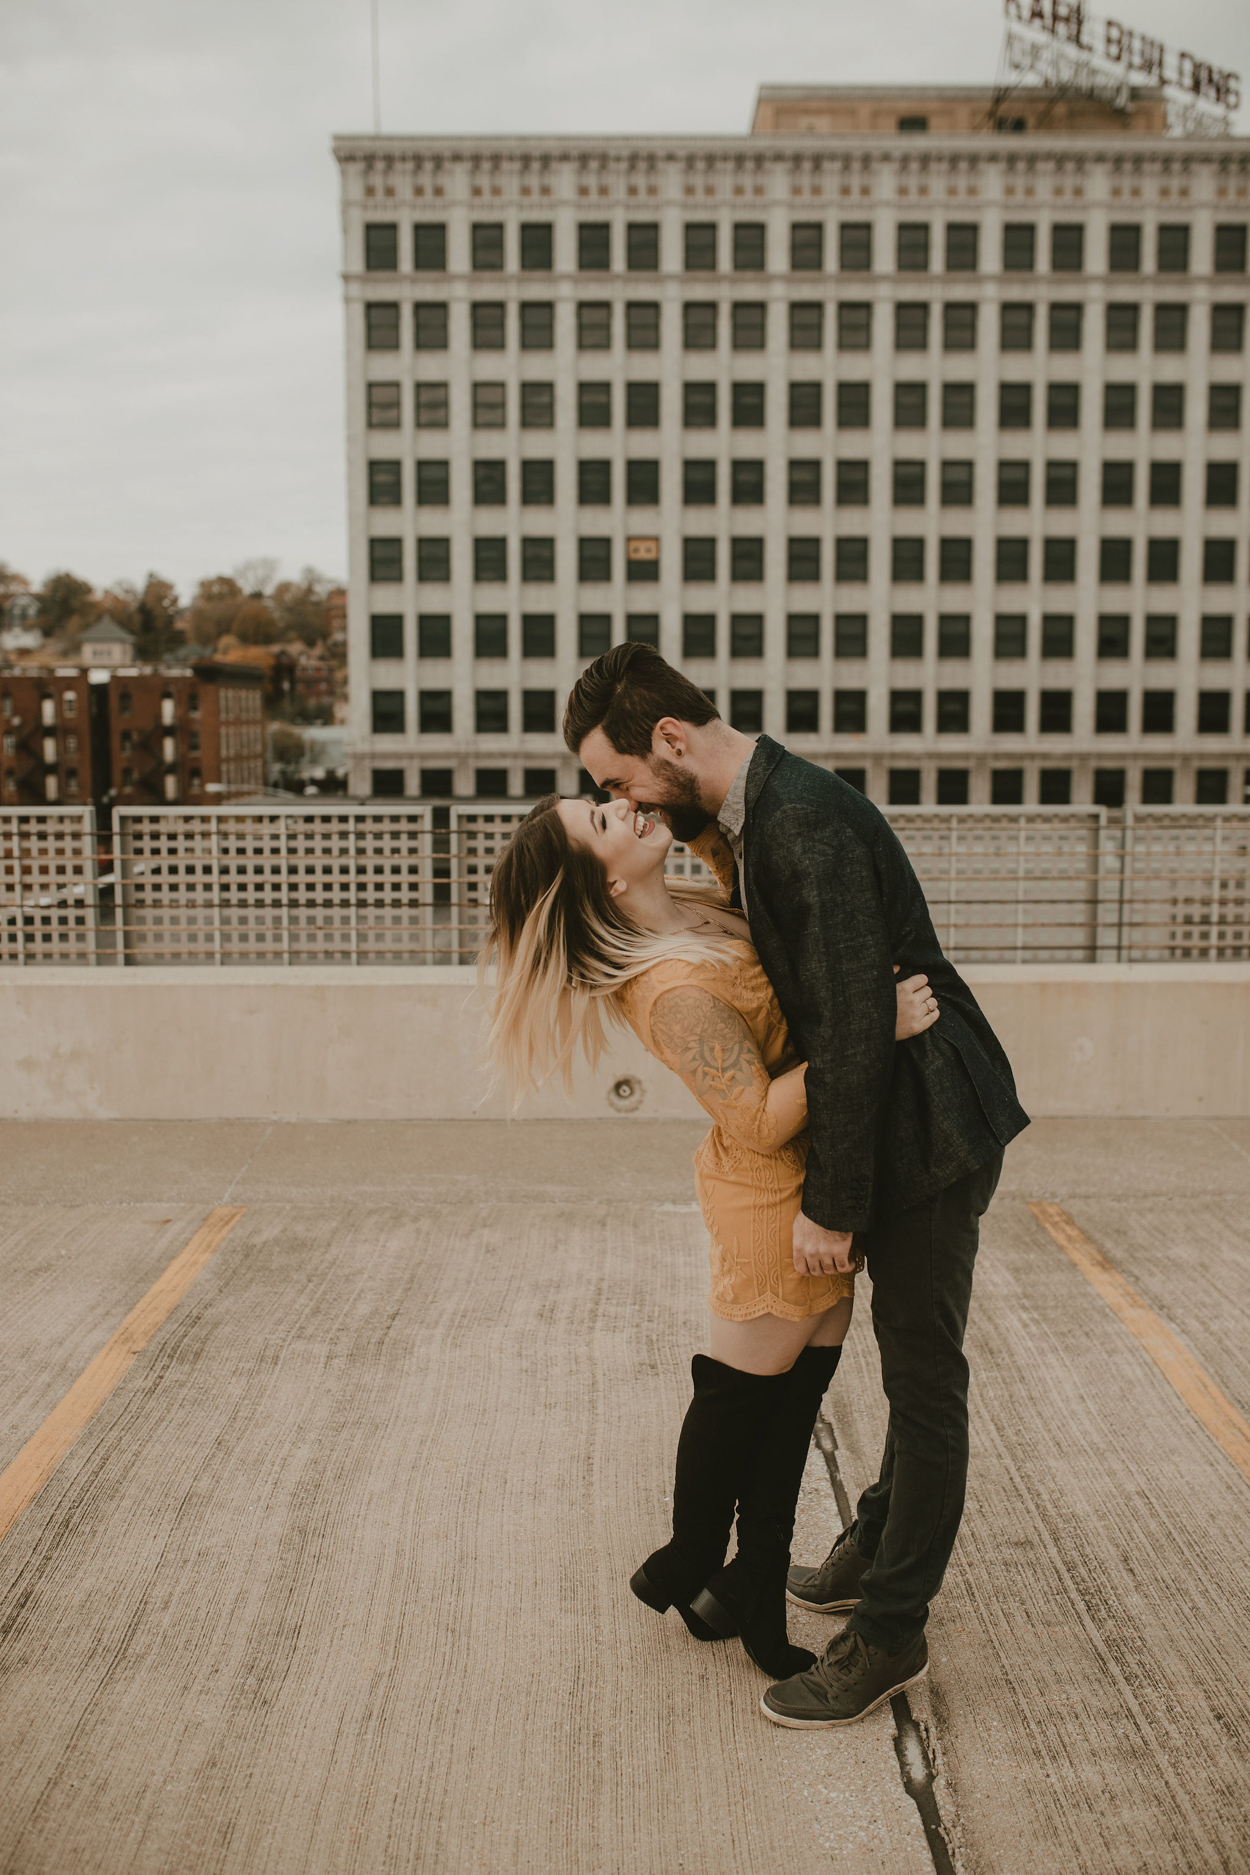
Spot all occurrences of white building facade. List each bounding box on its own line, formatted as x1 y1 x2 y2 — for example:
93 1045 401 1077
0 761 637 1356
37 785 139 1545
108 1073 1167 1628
335 92 1250 808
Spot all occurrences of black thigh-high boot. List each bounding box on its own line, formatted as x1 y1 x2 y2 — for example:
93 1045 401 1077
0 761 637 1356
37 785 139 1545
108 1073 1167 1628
631 1354 792 1641
691 1344 842 1675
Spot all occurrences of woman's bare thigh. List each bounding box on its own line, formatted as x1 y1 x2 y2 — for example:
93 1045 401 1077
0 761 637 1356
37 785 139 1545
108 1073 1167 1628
708 1296 853 1375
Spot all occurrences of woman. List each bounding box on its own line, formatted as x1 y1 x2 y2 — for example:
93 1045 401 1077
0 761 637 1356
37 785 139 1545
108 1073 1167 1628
485 794 938 1678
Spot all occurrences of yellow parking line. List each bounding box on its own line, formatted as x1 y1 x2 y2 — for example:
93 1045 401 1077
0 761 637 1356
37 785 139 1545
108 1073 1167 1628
1028 1200 1250 1487
0 1206 247 1547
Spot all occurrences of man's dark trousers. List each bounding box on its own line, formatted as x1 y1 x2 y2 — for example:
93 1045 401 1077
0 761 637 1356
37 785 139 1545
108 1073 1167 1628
846 1151 1004 1656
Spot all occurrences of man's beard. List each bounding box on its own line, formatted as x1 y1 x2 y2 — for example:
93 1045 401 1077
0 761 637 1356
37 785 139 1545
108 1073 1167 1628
641 757 714 845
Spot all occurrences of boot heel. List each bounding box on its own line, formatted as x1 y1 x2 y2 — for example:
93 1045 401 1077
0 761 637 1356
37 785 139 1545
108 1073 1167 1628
689 1586 739 1638
629 1564 670 1612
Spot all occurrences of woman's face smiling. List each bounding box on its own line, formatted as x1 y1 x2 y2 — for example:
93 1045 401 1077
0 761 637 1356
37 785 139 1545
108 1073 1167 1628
556 796 672 900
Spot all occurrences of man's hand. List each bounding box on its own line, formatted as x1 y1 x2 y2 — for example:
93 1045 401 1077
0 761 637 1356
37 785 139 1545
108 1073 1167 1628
793 1211 857 1277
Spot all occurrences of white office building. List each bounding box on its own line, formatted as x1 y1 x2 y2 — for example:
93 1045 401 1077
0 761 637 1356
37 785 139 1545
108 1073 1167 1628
335 86 1249 808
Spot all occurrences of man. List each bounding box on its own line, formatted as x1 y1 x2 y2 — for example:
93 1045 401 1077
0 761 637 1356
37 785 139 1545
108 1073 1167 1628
564 643 1028 1726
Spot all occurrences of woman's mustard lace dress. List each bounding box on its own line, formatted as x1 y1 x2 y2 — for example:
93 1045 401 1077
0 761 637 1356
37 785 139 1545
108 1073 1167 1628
617 941 857 1323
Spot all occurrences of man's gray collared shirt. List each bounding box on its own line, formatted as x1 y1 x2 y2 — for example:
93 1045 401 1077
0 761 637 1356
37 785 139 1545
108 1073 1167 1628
716 753 754 916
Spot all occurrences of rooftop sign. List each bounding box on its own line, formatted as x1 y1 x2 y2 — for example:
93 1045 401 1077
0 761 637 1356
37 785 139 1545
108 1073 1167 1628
1002 0 1240 134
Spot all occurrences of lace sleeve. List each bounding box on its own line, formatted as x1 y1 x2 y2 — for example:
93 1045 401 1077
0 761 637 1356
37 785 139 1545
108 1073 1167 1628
646 986 807 1154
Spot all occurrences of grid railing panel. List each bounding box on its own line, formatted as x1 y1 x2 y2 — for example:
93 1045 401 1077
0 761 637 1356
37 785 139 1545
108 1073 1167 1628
0 807 98 964
1119 810 1250 961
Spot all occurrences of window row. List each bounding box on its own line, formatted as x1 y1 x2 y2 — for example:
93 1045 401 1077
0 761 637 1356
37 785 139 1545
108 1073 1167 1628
365 297 1247 359
878 768 1238 807
366 219 1250 279
367 377 1245 433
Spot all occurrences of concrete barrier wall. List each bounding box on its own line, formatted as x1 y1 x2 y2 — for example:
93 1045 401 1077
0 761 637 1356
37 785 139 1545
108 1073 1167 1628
1 964 1248 1121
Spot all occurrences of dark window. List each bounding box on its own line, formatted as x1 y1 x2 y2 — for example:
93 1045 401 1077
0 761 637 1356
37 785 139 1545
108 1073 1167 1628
1106 304 1140 352
839 223 872 271
730 690 764 733
790 304 824 351
521 460 555 505
578 538 611 582
626 615 660 646
1152 384 1185 429
684 303 718 350
578 460 611 505
521 382 555 428
413 223 447 271
1198 691 1231 733
895 303 929 351
1108 223 1141 272
1196 770 1229 805
998 460 1031 505
1093 769 1126 808
472 382 505 427
1043 538 1075 582
473 460 506 505
1144 615 1177 659
524 537 557 583
1003 223 1036 271
895 382 929 427
1207 462 1239 506
520 223 553 271
371 689 405 734
474 537 506 582
418 690 452 734
1212 305 1246 354
369 459 402 506
939 614 971 658
1104 383 1138 429
1095 691 1128 733
683 614 716 658
520 303 554 350
1101 461 1135 505
370 537 403 582
578 223 610 270
1000 303 1035 351
578 614 611 658
937 770 970 804
627 223 659 271
627 460 659 504
944 304 977 351
838 303 873 350
474 614 507 658
835 615 868 657
683 459 717 504
365 223 397 271
627 382 660 427
1040 690 1072 733
890 690 923 732
945 223 979 271
791 223 824 270
791 381 825 428
732 383 765 427
475 768 508 797
1042 614 1075 658
368 382 401 428
836 382 869 427
626 303 660 350
578 303 612 350
991 769 1025 805
371 614 404 658
897 223 930 271
891 614 924 657
941 538 973 582
789 459 822 505
1047 382 1080 428
523 768 557 796
1154 305 1188 353
889 770 922 805
941 460 974 505
1140 769 1173 804
732 303 767 351
684 382 718 428
1209 384 1242 431
937 690 970 732
578 382 611 427
1051 224 1084 272
418 614 451 658
734 223 766 270
995 614 1027 658
1141 690 1174 733
366 303 400 350
415 303 449 349
1148 538 1180 582
1203 539 1236 583
1150 461 1182 506
475 690 508 734
685 223 717 270
788 538 820 581
1049 304 1083 351
893 460 926 505
787 614 820 657
731 538 764 581
992 690 1026 733
1099 538 1132 582
836 538 869 581
1046 461 1078 505
733 460 765 504
418 768 451 797
471 304 505 350
892 537 925 581
1157 224 1190 273
999 383 1033 428
996 538 1029 582
730 613 764 657
1215 224 1248 272
522 690 555 734
522 614 556 658
786 690 819 733
472 223 504 270
683 538 716 581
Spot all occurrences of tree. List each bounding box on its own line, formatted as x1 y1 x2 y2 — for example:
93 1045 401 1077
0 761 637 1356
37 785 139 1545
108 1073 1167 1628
269 723 306 791
133 575 181 662
36 572 98 641
232 596 279 645
270 567 337 646
0 562 30 616
232 557 279 598
187 575 245 647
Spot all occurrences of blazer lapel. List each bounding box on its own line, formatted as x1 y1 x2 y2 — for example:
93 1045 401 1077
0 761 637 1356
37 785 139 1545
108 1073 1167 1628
740 735 785 911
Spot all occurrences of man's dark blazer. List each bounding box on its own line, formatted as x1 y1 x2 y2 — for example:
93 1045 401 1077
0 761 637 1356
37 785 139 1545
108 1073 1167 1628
735 737 1028 1233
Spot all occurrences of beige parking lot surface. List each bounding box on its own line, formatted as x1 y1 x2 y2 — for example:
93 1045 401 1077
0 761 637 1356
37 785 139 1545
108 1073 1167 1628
1 1118 1248 1875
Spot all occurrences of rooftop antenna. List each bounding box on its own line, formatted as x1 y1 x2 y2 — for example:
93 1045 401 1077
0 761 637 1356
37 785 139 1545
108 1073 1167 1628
370 0 381 134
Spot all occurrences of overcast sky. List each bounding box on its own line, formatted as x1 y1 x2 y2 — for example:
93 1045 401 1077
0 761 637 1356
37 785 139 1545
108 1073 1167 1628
2 0 1246 603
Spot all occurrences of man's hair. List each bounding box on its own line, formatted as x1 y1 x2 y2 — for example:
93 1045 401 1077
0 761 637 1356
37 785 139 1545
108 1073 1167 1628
562 642 721 758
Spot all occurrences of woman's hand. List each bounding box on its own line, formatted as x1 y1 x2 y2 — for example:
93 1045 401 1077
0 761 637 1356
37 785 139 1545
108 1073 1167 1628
893 965 939 1040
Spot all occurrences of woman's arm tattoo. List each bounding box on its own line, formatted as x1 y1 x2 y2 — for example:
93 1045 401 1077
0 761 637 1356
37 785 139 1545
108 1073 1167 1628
649 988 772 1120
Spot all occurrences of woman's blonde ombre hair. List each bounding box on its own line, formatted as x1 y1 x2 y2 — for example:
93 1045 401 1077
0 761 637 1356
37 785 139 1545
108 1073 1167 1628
483 795 734 1104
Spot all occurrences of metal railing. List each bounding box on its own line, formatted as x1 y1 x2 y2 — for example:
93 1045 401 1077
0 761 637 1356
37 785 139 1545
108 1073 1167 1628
4 802 1250 966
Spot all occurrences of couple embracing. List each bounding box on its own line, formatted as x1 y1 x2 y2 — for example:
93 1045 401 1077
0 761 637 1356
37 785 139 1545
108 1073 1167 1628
486 643 1028 1727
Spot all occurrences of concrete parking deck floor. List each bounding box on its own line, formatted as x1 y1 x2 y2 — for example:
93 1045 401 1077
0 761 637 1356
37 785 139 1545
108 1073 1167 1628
1 1118 1249 1875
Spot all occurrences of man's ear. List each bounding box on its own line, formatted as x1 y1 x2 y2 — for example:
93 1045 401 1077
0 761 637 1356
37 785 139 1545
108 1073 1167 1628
653 716 688 760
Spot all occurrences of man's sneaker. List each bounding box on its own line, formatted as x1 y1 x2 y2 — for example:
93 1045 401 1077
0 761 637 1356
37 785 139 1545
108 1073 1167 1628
786 1525 870 1613
759 1627 928 1728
